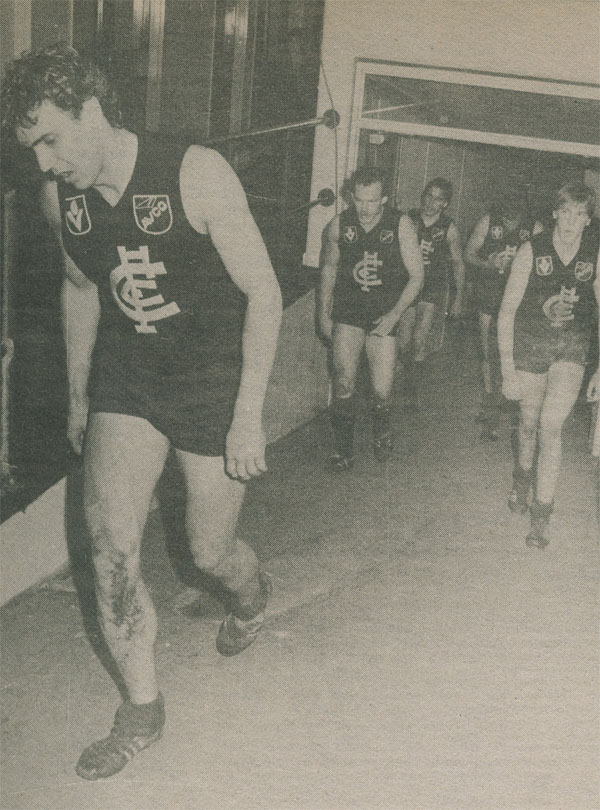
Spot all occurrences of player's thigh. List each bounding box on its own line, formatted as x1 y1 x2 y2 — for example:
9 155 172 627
366 334 397 397
540 362 585 429
515 369 547 427
174 450 246 559
84 413 170 551
332 323 366 393
396 306 416 350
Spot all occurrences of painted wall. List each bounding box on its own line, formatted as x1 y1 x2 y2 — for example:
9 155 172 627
305 0 600 265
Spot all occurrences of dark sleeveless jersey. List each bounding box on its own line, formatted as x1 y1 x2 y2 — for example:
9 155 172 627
57 135 246 391
408 209 452 282
478 208 536 281
515 229 598 338
334 206 408 319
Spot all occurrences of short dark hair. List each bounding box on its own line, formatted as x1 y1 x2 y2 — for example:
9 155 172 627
554 182 596 218
423 177 453 204
348 166 388 197
1 43 122 133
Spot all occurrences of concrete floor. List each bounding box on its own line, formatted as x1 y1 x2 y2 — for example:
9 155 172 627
1 323 599 810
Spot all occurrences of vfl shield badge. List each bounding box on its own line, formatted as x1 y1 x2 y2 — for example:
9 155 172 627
133 195 173 235
491 225 504 240
380 230 394 244
519 229 531 241
65 195 91 235
574 261 593 282
344 226 358 244
536 256 553 277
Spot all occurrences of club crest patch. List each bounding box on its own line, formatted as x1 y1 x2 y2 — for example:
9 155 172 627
380 229 394 244
491 225 504 240
65 195 91 235
344 226 358 244
133 195 173 235
536 256 553 276
519 229 531 241
574 261 593 282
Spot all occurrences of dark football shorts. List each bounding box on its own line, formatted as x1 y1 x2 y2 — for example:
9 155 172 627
475 273 506 317
419 270 448 307
89 361 240 457
332 291 402 336
514 328 590 374
333 311 400 337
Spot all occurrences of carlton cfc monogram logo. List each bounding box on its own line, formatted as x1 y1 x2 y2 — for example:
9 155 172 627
133 195 173 234
353 251 383 292
110 246 181 333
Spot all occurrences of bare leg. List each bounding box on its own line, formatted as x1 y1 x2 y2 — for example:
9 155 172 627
478 311 494 396
331 323 366 399
536 362 585 503
366 333 397 404
84 413 170 705
412 301 436 363
329 323 366 464
174 451 260 609
515 369 547 471
366 333 397 460
396 306 416 356
396 306 418 408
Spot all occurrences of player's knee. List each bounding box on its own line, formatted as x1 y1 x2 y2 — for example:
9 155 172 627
330 392 356 419
413 340 426 361
332 378 355 400
371 384 392 405
192 544 229 575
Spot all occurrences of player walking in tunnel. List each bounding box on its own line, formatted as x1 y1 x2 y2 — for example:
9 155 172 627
397 178 465 411
498 182 599 548
465 191 543 440
318 166 423 468
2 44 282 779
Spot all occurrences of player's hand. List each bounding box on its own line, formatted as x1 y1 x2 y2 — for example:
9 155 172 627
502 369 522 401
225 419 268 481
587 368 600 402
370 312 398 337
549 298 574 323
67 398 88 455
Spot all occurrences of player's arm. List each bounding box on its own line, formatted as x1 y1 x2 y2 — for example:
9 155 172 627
497 241 533 400
464 214 494 271
586 250 600 402
371 214 423 336
446 222 465 316
180 146 282 481
41 180 99 454
318 216 340 341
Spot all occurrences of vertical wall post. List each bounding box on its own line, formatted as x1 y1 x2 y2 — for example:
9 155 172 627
146 0 165 132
